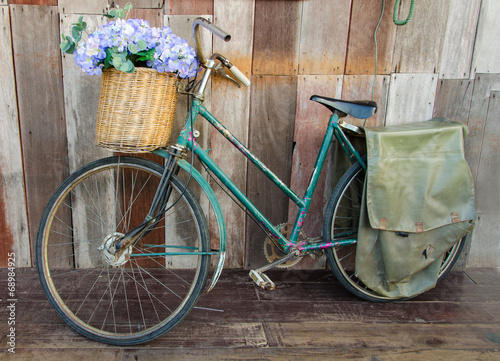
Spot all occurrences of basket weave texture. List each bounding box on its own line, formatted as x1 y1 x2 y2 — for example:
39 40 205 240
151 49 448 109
96 67 178 153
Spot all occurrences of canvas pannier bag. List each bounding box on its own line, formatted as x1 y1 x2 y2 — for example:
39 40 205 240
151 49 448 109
355 118 476 298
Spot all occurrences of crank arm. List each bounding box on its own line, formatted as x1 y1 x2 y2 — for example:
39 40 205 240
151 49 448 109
249 249 301 290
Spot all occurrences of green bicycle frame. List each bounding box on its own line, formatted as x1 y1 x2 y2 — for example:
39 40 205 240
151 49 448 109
169 98 363 254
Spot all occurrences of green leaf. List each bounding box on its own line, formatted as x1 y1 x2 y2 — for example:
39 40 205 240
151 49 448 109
136 48 155 62
112 57 123 67
104 48 113 68
60 35 76 54
104 9 117 19
117 60 134 73
111 51 129 69
137 39 147 51
116 9 125 19
72 26 82 42
124 3 133 11
61 38 76 54
125 61 135 73
60 40 71 52
128 43 139 54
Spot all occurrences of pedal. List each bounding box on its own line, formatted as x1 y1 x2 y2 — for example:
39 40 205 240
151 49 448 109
249 270 276 290
249 248 300 290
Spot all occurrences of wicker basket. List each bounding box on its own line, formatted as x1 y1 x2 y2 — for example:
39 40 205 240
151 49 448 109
95 67 178 153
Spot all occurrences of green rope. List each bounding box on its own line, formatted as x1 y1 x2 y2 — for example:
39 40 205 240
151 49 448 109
368 0 386 127
394 0 416 26
367 0 414 126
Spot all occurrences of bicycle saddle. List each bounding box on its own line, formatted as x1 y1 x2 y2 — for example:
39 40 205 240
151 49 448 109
310 95 377 119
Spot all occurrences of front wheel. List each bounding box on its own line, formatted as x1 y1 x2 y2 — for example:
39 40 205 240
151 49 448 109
36 156 210 345
323 160 466 302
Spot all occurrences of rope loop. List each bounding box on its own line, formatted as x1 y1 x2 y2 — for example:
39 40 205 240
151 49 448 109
394 0 416 25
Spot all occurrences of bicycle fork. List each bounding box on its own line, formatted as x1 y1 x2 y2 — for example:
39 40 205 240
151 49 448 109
111 147 184 260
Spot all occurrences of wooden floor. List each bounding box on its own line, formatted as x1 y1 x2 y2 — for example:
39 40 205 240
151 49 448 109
1 268 499 360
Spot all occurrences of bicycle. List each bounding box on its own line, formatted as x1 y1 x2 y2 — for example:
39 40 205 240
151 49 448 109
36 18 467 345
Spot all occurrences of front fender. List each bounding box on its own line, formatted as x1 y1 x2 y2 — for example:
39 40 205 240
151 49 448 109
176 159 227 292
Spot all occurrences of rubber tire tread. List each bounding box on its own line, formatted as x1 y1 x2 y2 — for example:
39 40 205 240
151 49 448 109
36 156 210 345
324 160 466 302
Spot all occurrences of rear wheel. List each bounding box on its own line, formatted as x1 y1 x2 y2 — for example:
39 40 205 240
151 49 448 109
36 156 210 345
324 160 466 302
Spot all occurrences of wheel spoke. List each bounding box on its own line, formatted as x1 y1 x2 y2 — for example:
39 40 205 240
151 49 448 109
37 157 209 345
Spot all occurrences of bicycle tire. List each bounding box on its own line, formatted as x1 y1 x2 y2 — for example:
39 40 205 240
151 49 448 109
323 160 466 302
36 156 210 345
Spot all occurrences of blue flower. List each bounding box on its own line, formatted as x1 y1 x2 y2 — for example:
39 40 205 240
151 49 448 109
72 19 198 78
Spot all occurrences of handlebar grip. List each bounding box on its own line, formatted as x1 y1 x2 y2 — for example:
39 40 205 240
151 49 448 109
228 64 251 87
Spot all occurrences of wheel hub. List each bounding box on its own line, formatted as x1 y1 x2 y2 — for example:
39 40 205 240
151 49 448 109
98 232 130 266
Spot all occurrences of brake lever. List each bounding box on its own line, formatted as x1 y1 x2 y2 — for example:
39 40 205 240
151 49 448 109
214 63 241 88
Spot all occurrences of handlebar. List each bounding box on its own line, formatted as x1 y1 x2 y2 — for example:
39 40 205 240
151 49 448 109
192 18 231 66
192 17 250 87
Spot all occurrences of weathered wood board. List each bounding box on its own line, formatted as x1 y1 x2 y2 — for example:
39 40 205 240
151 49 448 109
286 75 342 270
58 14 111 268
9 0 57 4
439 0 481 79
0 6 30 267
210 0 254 268
345 0 397 75
471 0 500 75
3 267 500 359
58 0 108 14
432 78 475 270
289 75 343 233
60 14 110 173
0 0 499 270
166 0 213 15
165 15 213 262
298 0 351 75
469 91 500 267
392 0 448 73
385 73 438 125
433 79 474 124
10 5 68 264
466 74 500 182
246 75 297 269
165 14 212 149
213 0 254 77
253 0 301 75
115 0 162 9
129 7 162 26
342 75 390 127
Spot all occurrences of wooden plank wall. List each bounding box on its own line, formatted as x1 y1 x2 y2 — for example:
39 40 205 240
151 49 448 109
1 0 499 269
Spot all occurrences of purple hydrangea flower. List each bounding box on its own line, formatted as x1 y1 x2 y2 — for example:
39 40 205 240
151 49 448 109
73 19 198 78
